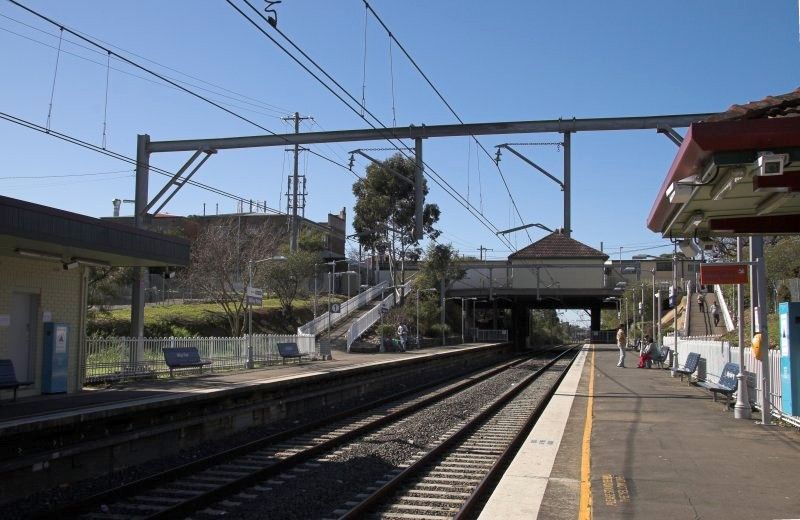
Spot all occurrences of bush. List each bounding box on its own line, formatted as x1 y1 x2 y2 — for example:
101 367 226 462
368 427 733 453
376 324 396 338
427 323 451 337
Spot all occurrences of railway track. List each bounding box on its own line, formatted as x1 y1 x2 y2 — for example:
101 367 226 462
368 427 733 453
333 346 578 520
43 350 566 520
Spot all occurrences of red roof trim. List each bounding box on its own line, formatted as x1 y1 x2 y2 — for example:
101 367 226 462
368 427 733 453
647 117 800 233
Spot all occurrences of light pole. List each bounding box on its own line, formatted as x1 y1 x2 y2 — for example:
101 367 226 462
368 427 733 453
247 255 286 369
671 242 679 376
325 259 350 352
445 296 462 346
734 237 751 419
416 288 437 348
462 297 477 343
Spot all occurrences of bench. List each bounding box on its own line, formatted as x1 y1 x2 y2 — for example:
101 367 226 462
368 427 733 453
0 359 34 401
162 347 211 378
696 362 740 408
674 352 701 383
277 342 308 364
651 345 670 369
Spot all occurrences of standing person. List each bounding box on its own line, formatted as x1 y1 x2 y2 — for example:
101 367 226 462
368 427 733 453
638 335 654 368
616 325 627 368
397 323 408 352
696 293 705 313
710 303 720 327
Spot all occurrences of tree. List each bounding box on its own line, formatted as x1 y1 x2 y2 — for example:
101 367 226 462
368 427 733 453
258 249 318 318
352 153 441 284
187 218 282 336
88 267 135 307
418 243 466 290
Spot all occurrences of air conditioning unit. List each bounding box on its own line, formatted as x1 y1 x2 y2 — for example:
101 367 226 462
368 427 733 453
666 181 693 204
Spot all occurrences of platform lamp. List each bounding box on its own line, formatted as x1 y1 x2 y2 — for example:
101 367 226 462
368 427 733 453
247 255 286 369
325 259 351 352
463 297 477 343
733 237 751 419
633 255 662 344
416 287 437 349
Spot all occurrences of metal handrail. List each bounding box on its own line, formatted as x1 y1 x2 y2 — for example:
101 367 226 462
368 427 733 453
346 281 412 351
298 281 389 335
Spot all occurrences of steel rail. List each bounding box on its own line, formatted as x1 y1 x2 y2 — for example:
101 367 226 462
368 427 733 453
336 345 579 519
42 351 531 520
454 346 581 519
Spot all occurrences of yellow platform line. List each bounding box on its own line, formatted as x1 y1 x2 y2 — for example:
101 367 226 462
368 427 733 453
579 346 595 520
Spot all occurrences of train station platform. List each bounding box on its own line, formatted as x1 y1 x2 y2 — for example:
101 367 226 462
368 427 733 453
0 341 515 504
0 343 502 430
482 344 800 520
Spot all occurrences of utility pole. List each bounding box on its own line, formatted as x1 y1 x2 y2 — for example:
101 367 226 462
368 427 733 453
478 245 493 261
283 112 311 252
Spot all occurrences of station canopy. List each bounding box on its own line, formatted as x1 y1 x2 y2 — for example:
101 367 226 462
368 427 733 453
647 88 800 237
0 195 190 267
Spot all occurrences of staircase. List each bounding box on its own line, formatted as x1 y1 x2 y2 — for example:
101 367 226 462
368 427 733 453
687 292 727 337
320 304 375 351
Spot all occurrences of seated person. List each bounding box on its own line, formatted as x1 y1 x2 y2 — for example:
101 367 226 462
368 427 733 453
638 335 655 368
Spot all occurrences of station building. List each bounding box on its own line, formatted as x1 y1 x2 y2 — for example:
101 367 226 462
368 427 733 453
0 196 190 397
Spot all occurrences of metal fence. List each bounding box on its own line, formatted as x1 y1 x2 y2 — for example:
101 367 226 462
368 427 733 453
84 333 316 382
474 329 509 342
345 282 411 351
670 337 798 427
298 281 388 336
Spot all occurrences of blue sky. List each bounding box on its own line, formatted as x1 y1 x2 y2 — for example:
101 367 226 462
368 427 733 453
1 0 799 273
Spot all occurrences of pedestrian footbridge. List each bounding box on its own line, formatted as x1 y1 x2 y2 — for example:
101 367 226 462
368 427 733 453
447 230 621 345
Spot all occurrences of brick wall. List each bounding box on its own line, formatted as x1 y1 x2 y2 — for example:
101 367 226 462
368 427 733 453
0 256 85 397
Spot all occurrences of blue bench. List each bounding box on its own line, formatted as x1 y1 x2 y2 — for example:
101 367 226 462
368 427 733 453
651 345 669 369
162 347 211 378
277 342 308 364
674 352 701 383
0 359 34 401
696 362 739 408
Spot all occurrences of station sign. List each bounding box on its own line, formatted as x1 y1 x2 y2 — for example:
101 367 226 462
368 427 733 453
246 286 263 306
700 263 748 285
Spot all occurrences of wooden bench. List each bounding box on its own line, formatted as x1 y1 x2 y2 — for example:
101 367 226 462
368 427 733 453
674 352 701 383
277 342 308 364
696 362 739 408
162 347 211 378
0 359 34 401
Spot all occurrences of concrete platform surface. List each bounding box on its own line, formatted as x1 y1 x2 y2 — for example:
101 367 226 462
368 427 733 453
488 345 800 520
0 343 493 429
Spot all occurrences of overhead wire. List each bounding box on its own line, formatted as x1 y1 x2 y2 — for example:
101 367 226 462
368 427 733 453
233 0 508 245
0 24 287 121
0 11 292 116
3 1 360 212
361 1 531 242
0 169 131 179
0 110 285 215
229 0 514 250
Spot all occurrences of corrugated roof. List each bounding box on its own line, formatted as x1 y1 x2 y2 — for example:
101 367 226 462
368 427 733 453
706 87 800 122
509 231 608 260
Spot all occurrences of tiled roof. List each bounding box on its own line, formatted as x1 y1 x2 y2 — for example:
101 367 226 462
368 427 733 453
706 87 800 122
509 231 608 260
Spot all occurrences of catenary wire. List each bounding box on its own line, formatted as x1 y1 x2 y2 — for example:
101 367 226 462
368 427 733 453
362 1 531 242
231 0 514 250
3 1 361 206
0 111 286 215
0 11 291 116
